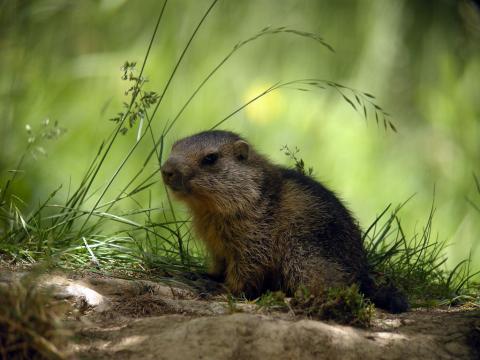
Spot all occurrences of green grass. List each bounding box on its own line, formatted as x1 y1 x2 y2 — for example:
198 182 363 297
256 291 289 311
363 195 480 308
0 0 478 311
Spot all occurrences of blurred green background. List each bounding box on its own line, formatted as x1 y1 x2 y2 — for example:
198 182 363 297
1 0 479 269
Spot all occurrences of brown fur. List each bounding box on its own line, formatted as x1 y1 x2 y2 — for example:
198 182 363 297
161 130 408 312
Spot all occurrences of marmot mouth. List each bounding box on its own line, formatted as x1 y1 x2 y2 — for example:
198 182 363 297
167 183 192 195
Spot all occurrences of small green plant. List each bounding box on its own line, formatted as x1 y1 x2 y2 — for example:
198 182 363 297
320 285 375 328
364 197 480 307
226 294 241 313
0 119 66 262
281 145 314 176
256 290 288 311
109 61 160 137
0 119 65 207
290 284 374 328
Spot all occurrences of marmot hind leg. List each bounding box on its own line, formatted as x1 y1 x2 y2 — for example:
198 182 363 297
282 255 350 296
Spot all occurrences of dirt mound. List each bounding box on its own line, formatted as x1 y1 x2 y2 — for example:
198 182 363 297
1 270 479 359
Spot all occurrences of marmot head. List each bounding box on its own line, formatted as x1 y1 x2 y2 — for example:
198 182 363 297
161 130 263 214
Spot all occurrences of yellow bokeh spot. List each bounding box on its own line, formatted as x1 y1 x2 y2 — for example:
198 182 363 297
244 84 284 124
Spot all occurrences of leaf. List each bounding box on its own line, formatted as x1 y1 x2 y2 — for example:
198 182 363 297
342 95 357 111
355 95 361 105
389 121 397 132
473 173 480 194
363 92 375 99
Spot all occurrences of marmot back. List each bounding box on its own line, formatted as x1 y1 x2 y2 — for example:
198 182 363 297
161 130 408 313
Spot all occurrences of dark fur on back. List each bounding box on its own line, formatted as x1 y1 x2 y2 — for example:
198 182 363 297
280 168 365 270
161 130 408 313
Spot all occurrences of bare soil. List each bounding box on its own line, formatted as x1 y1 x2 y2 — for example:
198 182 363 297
1 269 479 359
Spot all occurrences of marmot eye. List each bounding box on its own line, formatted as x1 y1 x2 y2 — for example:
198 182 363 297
201 153 218 166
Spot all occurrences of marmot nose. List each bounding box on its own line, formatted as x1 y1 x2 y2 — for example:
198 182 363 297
161 168 174 181
161 163 177 183
161 160 191 192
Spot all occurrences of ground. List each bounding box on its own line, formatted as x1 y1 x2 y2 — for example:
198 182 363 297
1 269 479 360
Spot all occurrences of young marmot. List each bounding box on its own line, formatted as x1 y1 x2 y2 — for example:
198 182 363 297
161 130 408 313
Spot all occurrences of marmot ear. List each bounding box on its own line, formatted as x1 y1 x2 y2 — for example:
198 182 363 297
233 140 249 161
